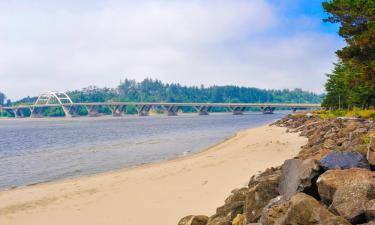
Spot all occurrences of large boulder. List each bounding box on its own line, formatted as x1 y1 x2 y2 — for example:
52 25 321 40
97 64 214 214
329 182 375 223
317 168 375 204
260 193 350 225
368 137 375 167
278 159 321 198
178 215 209 225
320 151 370 170
244 168 281 222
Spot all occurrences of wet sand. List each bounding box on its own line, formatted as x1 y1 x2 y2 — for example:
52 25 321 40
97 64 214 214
0 125 307 225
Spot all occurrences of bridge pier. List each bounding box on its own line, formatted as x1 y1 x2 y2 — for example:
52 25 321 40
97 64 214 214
261 106 275 114
85 105 100 117
291 107 307 114
230 106 246 115
30 107 46 118
62 105 81 117
163 105 180 116
195 106 211 115
109 105 126 117
136 104 152 116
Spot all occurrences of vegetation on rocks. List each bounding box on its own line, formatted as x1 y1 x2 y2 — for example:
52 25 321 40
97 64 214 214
178 114 375 225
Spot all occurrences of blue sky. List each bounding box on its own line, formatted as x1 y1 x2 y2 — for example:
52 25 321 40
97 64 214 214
0 0 344 100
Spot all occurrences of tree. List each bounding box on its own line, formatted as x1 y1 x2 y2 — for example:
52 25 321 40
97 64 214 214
323 0 375 108
0 92 5 106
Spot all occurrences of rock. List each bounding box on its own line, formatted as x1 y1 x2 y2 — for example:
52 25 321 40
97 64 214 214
207 214 231 225
317 168 375 205
320 151 370 170
323 138 337 148
278 159 321 198
368 137 375 166
244 168 281 222
366 199 375 220
260 193 351 225
178 215 209 225
360 221 375 225
329 183 375 223
214 187 248 221
231 214 246 225
297 147 332 161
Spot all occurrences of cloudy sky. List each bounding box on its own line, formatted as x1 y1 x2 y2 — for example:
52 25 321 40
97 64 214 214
0 0 343 100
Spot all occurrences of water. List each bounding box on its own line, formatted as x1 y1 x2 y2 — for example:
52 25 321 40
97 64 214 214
0 112 285 190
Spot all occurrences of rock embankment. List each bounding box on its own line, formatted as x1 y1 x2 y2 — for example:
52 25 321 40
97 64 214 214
178 114 375 225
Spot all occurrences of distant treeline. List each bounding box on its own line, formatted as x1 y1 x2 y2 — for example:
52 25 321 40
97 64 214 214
9 78 322 105
0 79 322 116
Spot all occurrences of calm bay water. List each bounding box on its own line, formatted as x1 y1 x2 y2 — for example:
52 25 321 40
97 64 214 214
0 112 285 190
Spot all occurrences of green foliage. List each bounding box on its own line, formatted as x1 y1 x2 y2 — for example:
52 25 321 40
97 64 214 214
116 78 322 104
316 109 375 119
322 0 375 109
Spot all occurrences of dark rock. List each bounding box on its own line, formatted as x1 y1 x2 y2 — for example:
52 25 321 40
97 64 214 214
329 183 375 223
359 221 375 225
178 215 209 225
278 159 321 198
317 168 375 205
320 151 370 170
260 193 351 225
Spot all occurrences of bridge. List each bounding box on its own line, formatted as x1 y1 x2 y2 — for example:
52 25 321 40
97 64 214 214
0 91 321 118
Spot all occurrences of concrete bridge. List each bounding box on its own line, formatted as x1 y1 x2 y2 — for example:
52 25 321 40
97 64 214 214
0 91 321 118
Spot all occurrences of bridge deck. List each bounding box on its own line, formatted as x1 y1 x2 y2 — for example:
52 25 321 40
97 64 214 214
1 102 321 109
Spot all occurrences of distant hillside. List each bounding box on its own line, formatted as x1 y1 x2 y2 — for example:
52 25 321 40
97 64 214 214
10 78 322 105
68 78 322 104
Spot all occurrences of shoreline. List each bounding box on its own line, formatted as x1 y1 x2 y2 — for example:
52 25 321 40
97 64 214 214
5 131 239 192
0 124 307 225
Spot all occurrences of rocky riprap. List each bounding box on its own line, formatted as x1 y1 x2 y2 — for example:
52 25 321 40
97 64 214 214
178 114 375 225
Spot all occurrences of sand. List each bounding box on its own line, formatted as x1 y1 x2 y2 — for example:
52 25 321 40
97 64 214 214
0 125 306 225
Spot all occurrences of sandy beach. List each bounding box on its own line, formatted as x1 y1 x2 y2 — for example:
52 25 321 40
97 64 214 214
0 125 306 225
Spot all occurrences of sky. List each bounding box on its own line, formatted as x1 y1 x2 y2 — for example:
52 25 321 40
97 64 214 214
0 0 344 100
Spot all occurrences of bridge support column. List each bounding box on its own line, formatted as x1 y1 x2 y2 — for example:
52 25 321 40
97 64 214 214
230 106 246 115
85 105 100 117
109 105 126 117
291 107 306 114
30 107 46 118
261 106 275 114
163 105 180 116
136 105 152 116
195 106 211 115
62 106 80 117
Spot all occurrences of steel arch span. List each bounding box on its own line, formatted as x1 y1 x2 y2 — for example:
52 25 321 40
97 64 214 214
35 91 73 105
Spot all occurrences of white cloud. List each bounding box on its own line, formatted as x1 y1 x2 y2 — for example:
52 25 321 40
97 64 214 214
0 0 341 100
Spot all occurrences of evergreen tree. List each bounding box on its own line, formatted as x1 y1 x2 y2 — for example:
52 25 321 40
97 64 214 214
323 0 375 108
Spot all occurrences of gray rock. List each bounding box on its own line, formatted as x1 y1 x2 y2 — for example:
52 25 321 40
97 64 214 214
278 159 321 198
320 151 370 170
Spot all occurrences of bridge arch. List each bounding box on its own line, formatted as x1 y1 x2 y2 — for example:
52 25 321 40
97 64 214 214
34 91 73 105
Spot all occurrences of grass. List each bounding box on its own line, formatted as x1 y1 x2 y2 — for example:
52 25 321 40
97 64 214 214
315 108 375 119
